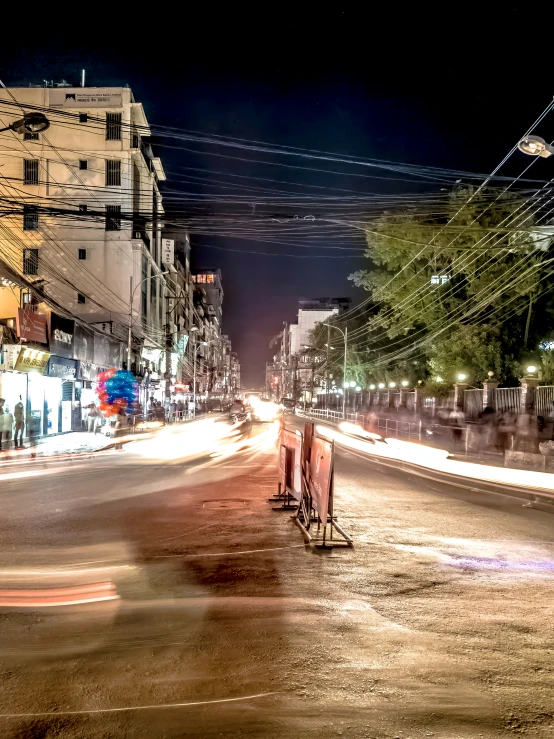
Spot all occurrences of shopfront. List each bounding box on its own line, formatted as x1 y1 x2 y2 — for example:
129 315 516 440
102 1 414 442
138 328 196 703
44 356 77 433
0 345 51 440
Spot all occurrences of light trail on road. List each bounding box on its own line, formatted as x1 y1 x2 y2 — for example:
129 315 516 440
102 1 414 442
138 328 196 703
316 423 554 498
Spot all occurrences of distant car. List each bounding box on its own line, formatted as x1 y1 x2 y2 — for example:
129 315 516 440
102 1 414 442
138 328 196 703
251 398 279 422
280 397 295 412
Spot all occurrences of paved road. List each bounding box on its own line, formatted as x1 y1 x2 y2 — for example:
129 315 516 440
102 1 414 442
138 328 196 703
1 418 553 738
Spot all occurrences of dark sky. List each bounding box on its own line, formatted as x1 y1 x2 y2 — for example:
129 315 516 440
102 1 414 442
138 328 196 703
0 8 548 385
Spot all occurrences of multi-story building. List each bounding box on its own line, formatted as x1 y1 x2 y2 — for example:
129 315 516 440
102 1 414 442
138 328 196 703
288 298 351 356
0 85 171 433
266 297 351 402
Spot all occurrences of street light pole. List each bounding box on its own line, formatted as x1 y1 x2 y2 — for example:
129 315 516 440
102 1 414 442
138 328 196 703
324 323 347 419
325 322 330 411
127 270 169 374
192 331 198 418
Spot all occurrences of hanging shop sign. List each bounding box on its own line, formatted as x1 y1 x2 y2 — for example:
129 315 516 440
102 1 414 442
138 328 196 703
16 308 47 344
74 324 95 362
49 313 75 359
162 239 174 265
14 347 50 374
47 356 77 379
0 344 23 371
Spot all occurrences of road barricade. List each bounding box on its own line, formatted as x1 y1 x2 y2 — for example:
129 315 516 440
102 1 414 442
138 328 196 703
271 427 303 510
274 422 353 548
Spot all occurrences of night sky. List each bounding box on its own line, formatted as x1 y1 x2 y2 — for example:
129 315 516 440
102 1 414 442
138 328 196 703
0 8 547 385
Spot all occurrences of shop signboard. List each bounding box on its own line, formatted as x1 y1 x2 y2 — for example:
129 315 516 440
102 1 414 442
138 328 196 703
16 308 47 344
94 334 110 368
14 347 50 374
0 344 23 371
47 356 77 379
49 89 122 108
49 313 75 359
162 239 174 265
74 324 95 362
77 361 98 381
108 339 122 369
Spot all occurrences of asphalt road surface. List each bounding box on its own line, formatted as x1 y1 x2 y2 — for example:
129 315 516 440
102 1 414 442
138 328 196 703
1 417 553 738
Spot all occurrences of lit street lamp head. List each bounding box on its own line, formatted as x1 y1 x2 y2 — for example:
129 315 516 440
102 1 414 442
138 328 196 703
0 112 50 135
518 134 554 158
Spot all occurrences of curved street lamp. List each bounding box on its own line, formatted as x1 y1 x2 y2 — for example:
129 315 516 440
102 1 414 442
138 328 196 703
127 270 169 370
324 323 348 419
0 112 50 134
518 135 554 159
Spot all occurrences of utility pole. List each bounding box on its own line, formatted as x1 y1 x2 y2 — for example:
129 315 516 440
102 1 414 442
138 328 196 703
325 322 330 411
292 355 298 406
127 275 133 372
164 284 172 408
192 332 198 418
343 326 348 419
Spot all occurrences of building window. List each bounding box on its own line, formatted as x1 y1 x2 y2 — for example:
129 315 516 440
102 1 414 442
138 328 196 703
105 159 121 186
78 248 87 260
79 113 88 123
105 205 121 231
106 112 122 141
24 132 39 141
77 293 86 304
23 159 39 185
79 204 87 213
23 205 38 231
23 248 39 275
79 160 88 170
206 273 215 283
131 128 139 149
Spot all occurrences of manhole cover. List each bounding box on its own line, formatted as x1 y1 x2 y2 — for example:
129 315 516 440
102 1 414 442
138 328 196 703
203 500 247 509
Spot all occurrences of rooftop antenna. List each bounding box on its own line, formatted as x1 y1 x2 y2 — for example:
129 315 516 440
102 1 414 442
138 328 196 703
81 69 85 88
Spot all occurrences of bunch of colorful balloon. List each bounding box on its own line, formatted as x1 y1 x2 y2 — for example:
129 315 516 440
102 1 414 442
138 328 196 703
95 369 139 417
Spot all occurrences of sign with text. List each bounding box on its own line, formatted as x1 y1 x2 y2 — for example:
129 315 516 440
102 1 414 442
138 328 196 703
14 348 50 374
48 356 77 379
16 309 47 344
0 344 23 371
309 435 334 524
49 313 75 358
77 360 98 381
162 239 174 265
49 89 122 108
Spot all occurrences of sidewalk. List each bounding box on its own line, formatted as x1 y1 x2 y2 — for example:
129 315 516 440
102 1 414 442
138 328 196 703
0 431 119 461
300 409 542 472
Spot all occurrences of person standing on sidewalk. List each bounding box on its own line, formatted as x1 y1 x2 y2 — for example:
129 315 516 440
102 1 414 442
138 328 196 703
87 403 99 434
14 396 25 448
0 398 5 452
450 407 465 447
